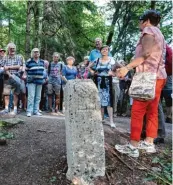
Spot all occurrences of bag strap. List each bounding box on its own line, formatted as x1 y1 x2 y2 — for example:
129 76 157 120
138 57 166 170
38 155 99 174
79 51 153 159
95 58 99 69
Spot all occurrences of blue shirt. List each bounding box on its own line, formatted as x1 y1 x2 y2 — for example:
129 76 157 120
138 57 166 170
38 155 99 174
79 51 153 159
89 49 112 62
26 58 45 85
62 65 77 80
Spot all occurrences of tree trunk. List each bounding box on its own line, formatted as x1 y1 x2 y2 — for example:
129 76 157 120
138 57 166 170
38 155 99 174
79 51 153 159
33 1 40 48
8 17 11 42
40 1 50 59
106 1 123 46
151 1 156 9
25 1 33 59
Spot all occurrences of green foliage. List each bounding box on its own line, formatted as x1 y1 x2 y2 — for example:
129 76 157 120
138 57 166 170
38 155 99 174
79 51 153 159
49 176 57 183
105 1 172 61
0 1 26 54
0 1 172 62
0 131 14 139
144 149 172 185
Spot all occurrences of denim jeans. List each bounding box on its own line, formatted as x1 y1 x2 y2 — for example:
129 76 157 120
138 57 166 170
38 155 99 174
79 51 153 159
27 83 42 114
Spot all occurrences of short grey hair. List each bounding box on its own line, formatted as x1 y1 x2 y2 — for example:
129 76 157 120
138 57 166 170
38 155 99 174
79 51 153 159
31 48 40 58
95 37 102 42
53 52 59 57
84 56 89 60
7 43 16 53
66 56 75 62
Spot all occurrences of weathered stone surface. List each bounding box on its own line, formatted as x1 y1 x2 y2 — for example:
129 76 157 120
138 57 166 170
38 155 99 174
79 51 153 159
64 79 105 183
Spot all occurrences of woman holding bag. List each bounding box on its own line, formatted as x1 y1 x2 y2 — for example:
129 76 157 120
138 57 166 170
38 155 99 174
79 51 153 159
115 10 167 157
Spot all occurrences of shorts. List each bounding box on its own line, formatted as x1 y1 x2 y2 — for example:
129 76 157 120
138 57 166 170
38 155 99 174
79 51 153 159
47 83 61 95
3 76 21 96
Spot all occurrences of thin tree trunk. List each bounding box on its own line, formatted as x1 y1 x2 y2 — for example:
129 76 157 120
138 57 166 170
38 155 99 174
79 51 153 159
8 17 11 42
106 2 123 46
33 1 40 48
151 1 156 9
40 1 49 59
25 1 33 59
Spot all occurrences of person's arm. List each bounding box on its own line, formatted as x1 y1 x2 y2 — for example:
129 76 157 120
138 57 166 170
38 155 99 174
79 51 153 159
88 62 95 75
5 55 23 71
61 66 68 82
4 65 20 71
117 34 155 78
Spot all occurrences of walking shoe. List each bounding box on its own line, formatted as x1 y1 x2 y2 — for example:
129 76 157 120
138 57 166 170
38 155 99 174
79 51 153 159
115 143 139 158
0 109 9 115
10 109 17 116
110 122 116 128
154 138 164 145
166 117 172 124
33 112 42 116
27 112 31 117
47 108 54 113
138 141 156 153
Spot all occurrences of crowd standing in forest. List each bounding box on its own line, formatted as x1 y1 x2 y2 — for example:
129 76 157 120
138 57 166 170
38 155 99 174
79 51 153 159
0 10 172 157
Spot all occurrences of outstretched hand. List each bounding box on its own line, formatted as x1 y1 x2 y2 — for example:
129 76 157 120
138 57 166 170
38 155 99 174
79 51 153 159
116 67 128 78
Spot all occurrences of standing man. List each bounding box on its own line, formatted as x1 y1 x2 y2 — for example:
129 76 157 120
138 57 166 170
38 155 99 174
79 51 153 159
26 48 45 117
47 52 62 113
0 43 23 115
89 38 103 62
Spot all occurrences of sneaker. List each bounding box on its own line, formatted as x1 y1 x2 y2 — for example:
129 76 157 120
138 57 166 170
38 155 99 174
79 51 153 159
115 143 139 158
33 112 42 116
27 112 31 117
47 108 54 113
0 109 9 115
10 109 17 116
154 138 164 145
110 122 116 128
138 141 156 153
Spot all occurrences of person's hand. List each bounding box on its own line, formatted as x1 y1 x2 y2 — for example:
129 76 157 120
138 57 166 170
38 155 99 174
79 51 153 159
108 71 115 77
116 67 128 78
4 66 9 71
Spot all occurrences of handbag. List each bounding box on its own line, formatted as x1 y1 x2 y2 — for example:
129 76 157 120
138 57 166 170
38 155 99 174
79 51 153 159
129 44 164 101
129 71 157 101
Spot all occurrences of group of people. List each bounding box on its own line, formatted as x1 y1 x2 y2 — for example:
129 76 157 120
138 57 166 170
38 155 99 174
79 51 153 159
0 10 172 158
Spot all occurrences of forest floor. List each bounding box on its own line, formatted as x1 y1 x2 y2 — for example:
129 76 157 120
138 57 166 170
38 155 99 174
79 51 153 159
0 112 172 185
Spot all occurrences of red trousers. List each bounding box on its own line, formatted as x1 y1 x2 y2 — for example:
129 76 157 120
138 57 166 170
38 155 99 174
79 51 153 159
130 79 166 141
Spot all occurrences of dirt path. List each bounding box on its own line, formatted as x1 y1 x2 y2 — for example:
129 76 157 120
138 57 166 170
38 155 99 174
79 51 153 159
0 114 172 185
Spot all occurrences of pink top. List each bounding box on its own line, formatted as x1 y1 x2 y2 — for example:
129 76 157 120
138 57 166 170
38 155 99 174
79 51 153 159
135 26 167 79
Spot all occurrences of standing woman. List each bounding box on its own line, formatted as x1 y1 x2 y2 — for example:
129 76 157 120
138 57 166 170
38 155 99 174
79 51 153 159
26 48 45 117
115 10 167 157
89 45 116 128
62 56 77 82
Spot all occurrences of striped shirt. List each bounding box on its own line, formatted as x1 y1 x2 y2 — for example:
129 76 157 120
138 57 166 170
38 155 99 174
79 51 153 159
26 58 45 85
1 55 23 75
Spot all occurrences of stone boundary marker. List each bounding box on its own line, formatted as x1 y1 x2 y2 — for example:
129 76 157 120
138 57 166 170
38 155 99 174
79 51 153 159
64 79 105 184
